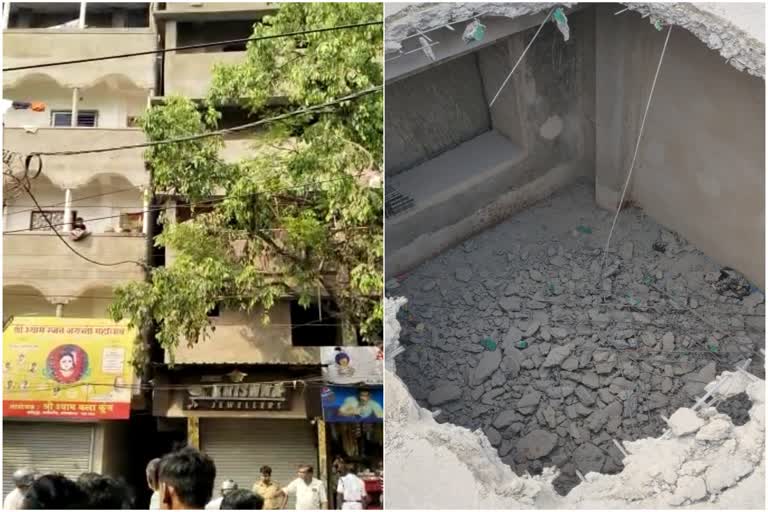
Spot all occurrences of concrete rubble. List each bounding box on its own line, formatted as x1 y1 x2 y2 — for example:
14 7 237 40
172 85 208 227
386 182 765 497
385 296 766 509
386 3 765 78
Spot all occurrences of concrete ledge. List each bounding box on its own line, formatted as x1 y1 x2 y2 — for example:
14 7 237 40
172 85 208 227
387 130 527 250
386 161 588 277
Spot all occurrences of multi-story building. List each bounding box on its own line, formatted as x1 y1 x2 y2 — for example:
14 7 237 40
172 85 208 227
150 3 358 501
2 1 154 496
3 1 378 504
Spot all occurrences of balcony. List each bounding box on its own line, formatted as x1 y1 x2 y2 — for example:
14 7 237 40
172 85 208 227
3 233 146 299
3 29 156 90
164 51 246 99
2 128 148 189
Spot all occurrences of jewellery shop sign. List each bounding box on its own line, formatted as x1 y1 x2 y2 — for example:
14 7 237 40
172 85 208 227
185 382 291 411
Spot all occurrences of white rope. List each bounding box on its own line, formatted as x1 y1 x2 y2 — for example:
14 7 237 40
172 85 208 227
488 8 555 108
599 25 673 275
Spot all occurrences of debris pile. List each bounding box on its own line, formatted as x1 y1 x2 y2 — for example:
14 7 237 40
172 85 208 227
388 182 764 495
385 296 766 509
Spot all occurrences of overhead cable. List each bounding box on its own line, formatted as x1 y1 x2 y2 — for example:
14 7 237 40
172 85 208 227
29 86 382 157
3 20 383 72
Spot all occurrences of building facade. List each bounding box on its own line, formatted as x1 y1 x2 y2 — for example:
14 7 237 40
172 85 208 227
2 1 154 497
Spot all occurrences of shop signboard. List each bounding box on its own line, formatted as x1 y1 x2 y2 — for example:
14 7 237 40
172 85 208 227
185 382 291 411
321 346 383 385
320 385 383 423
2 317 136 419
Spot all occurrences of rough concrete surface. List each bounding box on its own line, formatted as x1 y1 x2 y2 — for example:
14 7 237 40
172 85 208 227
385 296 766 509
386 182 765 498
385 2 765 78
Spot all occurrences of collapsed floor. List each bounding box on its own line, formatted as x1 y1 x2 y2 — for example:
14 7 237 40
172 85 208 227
386 182 765 495
385 297 766 509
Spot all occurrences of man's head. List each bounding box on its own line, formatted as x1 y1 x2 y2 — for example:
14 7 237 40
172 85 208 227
22 474 88 509
221 489 264 510
158 447 216 510
259 466 272 484
297 465 313 484
12 468 36 492
146 458 161 491
220 479 238 497
358 389 370 404
77 472 132 509
344 463 356 475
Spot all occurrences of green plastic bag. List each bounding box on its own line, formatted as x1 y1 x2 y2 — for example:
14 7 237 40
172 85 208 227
480 338 497 351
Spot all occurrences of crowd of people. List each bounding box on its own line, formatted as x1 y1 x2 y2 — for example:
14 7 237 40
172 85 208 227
5 446 370 510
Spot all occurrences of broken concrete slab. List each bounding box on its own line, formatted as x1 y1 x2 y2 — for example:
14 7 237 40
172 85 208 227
667 408 705 437
428 383 463 406
518 429 558 460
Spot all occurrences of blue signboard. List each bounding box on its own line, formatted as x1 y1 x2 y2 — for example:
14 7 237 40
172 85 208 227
321 386 383 423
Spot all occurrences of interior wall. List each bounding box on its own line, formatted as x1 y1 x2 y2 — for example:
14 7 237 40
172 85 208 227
477 7 596 190
385 52 491 177
595 4 765 287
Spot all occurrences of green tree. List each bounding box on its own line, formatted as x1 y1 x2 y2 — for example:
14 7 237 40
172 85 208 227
110 3 382 365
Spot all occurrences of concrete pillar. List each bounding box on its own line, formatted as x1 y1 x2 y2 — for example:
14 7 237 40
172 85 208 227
2 2 11 30
63 189 73 232
316 418 327 481
78 2 86 29
71 88 80 127
142 190 150 235
55 303 64 317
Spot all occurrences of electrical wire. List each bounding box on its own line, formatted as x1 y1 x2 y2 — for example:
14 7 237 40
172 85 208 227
599 26 673 279
2 20 383 72
2 177 381 234
3 172 147 268
4 184 146 219
488 7 555 108
28 86 382 157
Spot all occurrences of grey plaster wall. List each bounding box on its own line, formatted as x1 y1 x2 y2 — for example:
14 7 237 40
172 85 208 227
595 4 765 288
385 9 596 275
385 52 491 177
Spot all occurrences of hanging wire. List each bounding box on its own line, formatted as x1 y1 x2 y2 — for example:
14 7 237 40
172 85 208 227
3 20 383 72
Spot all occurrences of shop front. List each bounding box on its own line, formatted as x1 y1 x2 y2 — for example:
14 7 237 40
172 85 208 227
153 366 321 508
317 347 384 509
2 317 137 495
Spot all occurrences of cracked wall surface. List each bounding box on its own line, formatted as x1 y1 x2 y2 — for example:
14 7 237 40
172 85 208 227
385 296 766 509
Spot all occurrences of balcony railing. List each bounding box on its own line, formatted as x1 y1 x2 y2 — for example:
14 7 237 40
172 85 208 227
2 127 148 189
3 233 146 299
3 29 156 90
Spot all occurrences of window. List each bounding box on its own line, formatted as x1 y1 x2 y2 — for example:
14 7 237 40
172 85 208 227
290 299 343 346
176 20 256 53
207 303 220 318
30 210 76 232
51 110 98 128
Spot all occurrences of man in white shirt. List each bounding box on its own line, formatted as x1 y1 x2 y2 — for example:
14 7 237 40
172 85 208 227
278 465 327 510
336 464 367 510
3 468 35 510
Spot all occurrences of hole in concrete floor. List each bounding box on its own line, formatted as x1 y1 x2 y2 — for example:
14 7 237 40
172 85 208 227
716 392 753 426
390 182 764 496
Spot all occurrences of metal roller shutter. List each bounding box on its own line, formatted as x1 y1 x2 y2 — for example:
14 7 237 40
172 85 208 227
201 419 317 509
2 422 94 496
